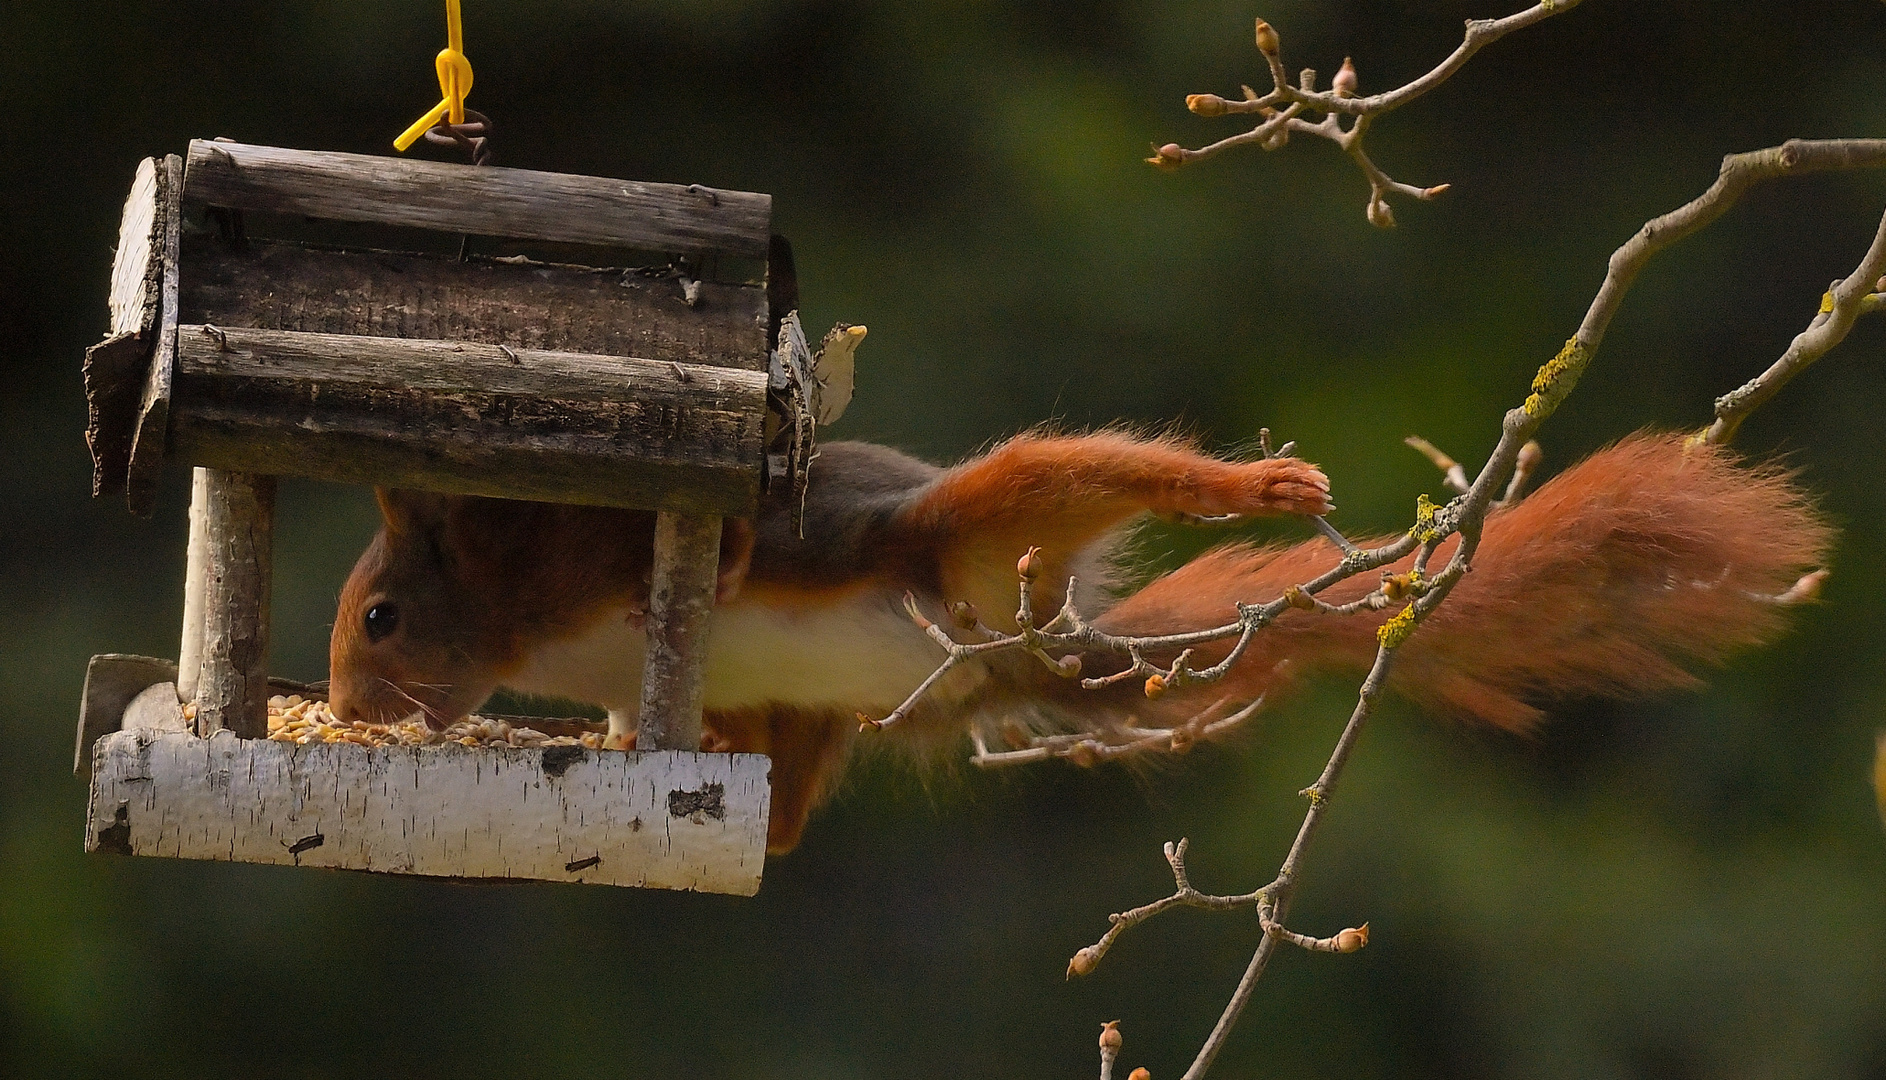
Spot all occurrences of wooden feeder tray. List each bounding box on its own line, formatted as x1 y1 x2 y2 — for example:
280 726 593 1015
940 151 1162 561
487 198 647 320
77 142 828 894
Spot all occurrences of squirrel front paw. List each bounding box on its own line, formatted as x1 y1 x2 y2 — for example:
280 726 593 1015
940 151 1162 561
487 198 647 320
1175 458 1332 519
1249 458 1334 517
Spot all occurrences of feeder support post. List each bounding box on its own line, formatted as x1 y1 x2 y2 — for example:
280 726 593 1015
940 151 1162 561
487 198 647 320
193 469 276 739
177 467 211 701
636 511 721 751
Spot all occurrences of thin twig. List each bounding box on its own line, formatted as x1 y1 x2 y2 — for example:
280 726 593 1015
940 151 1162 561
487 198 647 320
1064 839 1268 979
1260 916 1370 955
1499 441 1544 507
868 522 1415 733
1098 1021 1123 1080
1262 426 1362 555
974 695 1268 769
1704 220 1886 443
1579 140 1886 357
1404 435 1470 494
1155 3 1585 224
1176 645 1396 1079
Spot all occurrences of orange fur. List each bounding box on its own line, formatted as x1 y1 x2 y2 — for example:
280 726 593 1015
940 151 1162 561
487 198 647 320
898 431 1330 629
330 430 1828 854
701 707 856 853
1098 433 1832 730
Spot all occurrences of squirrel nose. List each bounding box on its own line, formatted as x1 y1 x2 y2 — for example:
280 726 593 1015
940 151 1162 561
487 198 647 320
328 693 358 725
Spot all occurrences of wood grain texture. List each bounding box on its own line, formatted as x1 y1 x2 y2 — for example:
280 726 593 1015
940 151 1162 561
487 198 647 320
184 141 770 258
86 730 770 894
180 237 768 370
109 157 162 338
193 470 274 739
83 332 149 498
169 326 767 515
177 469 210 701
125 154 183 517
637 513 722 751
122 682 191 736
87 159 163 497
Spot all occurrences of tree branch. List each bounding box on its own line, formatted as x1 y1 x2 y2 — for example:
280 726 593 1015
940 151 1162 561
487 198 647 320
1070 136 1886 1078
1704 212 1886 443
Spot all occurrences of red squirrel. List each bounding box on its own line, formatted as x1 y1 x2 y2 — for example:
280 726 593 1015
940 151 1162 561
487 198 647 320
329 430 1829 853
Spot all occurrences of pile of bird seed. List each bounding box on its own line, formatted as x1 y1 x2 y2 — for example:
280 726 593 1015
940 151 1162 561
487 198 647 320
258 694 605 749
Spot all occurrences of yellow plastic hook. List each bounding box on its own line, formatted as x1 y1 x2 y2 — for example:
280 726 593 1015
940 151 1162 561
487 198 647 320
394 0 473 151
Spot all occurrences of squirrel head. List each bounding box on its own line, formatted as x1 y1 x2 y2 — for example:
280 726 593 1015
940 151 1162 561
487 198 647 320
328 489 509 729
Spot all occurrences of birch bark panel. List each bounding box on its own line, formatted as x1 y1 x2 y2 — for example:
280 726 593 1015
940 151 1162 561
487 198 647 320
86 731 769 894
183 141 771 258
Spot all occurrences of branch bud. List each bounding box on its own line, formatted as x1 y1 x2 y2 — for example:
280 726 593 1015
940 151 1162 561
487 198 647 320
1143 673 1169 699
1145 143 1187 171
1067 947 1100 978
1130 1070 1152 1080
1017 546 1043 582
1168 726 1194 753
1333 56 1358 97
1284 585 1317 611
949 599 981 630
1068 741 1099 768
1055 653 1084 678
1254 18 1280 57
1367 196 1396 229
1186 93 1228 117
1334 923 1371 953
1099 1020 1124 1053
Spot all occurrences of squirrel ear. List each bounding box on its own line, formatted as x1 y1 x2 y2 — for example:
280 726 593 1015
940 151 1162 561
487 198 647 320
374 488 450 537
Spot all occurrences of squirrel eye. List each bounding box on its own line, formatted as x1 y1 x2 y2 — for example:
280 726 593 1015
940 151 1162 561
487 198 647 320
364 602 400 642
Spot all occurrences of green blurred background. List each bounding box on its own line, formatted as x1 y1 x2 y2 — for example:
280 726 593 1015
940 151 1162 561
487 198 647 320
5 1 1886 1076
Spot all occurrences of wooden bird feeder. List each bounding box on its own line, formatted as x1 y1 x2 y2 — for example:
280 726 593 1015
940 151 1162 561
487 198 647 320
76 141 841 894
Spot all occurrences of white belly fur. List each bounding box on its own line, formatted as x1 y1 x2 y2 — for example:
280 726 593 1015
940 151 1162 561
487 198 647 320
501 590 962 716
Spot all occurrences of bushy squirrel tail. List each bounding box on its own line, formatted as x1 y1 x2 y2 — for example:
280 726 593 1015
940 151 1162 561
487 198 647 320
1097 432 1834 730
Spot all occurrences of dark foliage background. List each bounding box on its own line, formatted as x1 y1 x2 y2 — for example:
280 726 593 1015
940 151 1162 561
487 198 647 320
5 2 1886 1077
